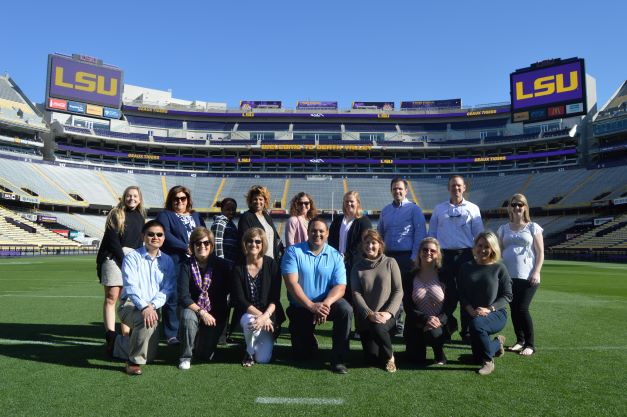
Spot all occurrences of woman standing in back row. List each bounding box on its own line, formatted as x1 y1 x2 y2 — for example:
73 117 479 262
238 185 282 260
497 194 544 357
329 191 372 303
285 192 318 247
97 186 146 356
156 185 206 345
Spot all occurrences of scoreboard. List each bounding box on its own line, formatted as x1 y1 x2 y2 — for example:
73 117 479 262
510 58 587 123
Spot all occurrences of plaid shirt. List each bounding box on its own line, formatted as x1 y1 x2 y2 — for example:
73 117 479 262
210 214 238 268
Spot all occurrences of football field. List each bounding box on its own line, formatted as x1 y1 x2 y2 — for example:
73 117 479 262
0 257 625 416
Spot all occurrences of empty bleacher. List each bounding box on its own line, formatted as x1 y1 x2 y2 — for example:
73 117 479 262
0 206 80 248
553 214 627 250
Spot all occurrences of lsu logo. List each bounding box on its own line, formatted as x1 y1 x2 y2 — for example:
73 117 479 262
515 70 579 100
54 66 119 96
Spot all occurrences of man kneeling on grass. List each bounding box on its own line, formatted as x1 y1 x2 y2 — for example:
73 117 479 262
281 218 352 374
116 220 176 376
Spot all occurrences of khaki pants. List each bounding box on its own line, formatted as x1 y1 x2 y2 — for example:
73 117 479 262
118 299 160 365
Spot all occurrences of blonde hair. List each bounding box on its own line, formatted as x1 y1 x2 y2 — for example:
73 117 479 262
106 186 146 235
507 193 531 223
246 185 271 211
413 237 443 271
241 227 268 259
343 191 363 218
474 231 501 263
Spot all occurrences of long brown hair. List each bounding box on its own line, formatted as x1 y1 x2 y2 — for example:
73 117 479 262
288 192 318 219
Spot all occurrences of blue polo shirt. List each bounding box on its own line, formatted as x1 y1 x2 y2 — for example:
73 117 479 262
281 241 346 306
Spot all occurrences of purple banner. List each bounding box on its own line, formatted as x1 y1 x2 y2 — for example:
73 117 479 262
240 100 282 110
296 101 338 110
47 54 123 108
352 101 395 111
57 144 575 165
510 60 584 111
401 99 461 109
124 103 511 119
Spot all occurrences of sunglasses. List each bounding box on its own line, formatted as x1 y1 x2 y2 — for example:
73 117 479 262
297 201 310 206
421 248 437 254
174 196 188 202
510 202 525 208
246 239 263 245
146 232 164 238
193 240 211 248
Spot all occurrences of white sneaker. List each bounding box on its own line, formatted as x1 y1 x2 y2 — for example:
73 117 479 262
178 359 191 370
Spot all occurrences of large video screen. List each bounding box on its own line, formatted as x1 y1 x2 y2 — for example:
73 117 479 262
46 54 123 109
510 58 586 122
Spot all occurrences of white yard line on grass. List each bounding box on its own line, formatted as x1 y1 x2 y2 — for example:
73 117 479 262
256 397 344 405
0 294 100 298
0 338 101 346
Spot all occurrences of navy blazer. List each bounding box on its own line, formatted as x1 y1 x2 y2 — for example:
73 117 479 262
155 209 206 266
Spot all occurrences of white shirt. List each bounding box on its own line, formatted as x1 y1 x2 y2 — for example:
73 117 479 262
428 199 483 249
497 222 543 280
338 217 355 255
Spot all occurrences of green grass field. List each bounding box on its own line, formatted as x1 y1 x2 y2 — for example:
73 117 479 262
0 256 625 417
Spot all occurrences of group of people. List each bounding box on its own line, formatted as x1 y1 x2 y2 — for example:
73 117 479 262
96 176 544 376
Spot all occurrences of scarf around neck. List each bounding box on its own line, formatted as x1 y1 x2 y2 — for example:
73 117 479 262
191 257 213 312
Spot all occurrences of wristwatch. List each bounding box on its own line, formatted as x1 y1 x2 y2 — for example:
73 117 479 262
490 305 496 312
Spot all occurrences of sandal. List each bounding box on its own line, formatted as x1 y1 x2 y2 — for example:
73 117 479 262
507 343 524 353
520 347 535 356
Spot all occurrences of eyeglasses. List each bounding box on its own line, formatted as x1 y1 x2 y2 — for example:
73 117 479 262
510 202 525 208
145 232 164 238
448 206 462 218
297 201 310 206
246 239 263 245
193 240 211 248
174 196 188 202
421 248 437 254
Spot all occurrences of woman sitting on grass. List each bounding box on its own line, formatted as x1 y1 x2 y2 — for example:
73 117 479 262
351 229 403 372
177 227 229 370
458 231 512 375
231 228 285 366
403 237 456 366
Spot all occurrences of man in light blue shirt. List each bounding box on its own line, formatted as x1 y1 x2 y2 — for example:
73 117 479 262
117 220 176 375
428 174 484 341
378 178 427 334
282 218 352 374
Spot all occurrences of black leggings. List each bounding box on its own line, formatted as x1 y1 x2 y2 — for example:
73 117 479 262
510 278 537 348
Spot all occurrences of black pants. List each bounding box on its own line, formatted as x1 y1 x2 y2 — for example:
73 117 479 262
441 248 474 337
405 323 449 363
386 251 413 330
287 298 353 364
510 278 537 348
359 317 396 364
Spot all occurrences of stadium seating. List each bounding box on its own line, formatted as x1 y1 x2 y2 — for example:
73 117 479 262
553 214 627 250
0 205 80 248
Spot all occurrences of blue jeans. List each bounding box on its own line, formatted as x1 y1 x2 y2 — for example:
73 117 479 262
469 309 507 362
162 289 180 340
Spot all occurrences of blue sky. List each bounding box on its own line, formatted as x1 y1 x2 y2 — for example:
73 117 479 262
3 0 625 109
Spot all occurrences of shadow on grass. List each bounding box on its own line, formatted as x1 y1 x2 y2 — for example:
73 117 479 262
0 322 122 371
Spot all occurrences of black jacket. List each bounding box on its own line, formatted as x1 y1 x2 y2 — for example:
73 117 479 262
231 256 286 327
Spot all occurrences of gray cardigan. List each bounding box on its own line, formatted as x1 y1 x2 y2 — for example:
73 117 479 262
350 254 403 331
